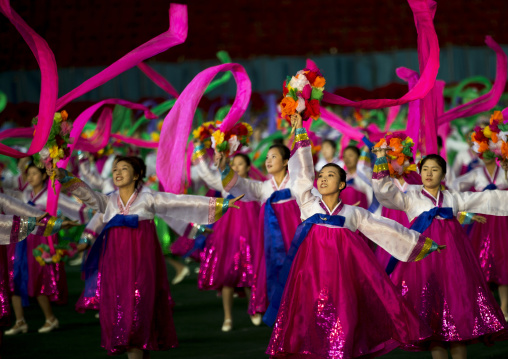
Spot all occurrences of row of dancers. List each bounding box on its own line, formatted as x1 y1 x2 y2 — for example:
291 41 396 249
0 113 507 359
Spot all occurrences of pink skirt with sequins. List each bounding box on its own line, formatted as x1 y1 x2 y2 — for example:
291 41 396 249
198 200 260 291
267 225 430 358
99 220 177 354
391 218 508 350
249 199 302 315
0 246 10 327
470 214 508 285
8 234 67 304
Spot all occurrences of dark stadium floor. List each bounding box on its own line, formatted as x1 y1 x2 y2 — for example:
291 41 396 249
2 263 508 358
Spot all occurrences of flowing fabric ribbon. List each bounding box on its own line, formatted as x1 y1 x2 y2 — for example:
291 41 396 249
438 36 507 125
74 107 113 152
263 213 346 326
157 63 251 193
319 107 365 141
137 62 180 99
385 206 453 275
321 0 439 109
83 214 138 297
264 188 293 303
13 239 29 306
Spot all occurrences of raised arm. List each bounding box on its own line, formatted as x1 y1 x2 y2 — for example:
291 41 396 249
287 127 317 209
78 154 106 191
0 192 44 218
370 155 412 211
354 207 439 262
55 169 109 213
192 145 225 193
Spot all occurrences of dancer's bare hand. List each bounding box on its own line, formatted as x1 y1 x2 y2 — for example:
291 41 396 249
228 194 245 209
215 151 227 172
472 215 487 224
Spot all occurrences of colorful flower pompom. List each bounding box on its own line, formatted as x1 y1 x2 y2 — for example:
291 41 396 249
375 132 417 178
280 68 325 122
32 242 78 266
32 111 73 193
211 122 253 155
471 111 508 161
192 122 217 149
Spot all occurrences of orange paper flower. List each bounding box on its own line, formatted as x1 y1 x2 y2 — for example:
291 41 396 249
313 76 326 88
280 97 298 117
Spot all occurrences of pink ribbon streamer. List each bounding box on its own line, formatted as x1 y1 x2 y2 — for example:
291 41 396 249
397 67 421 152
55 4 187 109
438 36 507 125
321 0 439 109
386 106 401 131
74 107 113 153
0 0 58 158
157 63 251 193
110 134 159 149
137 62 180 98
320 108 365 141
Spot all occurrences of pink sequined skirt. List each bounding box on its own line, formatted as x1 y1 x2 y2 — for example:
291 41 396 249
99 220 178 354
267 225 430 358
391 218 508 350
8 234 67 304
75 251 100 313
249 200 301 315
198 200 260 291
0 246 10 327
375 207 411 268
470 214 508 285
340 187 368 209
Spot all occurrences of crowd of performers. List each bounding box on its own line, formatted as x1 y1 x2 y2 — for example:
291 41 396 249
0 106 506 359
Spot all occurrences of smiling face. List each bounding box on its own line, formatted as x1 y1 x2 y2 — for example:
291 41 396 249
317 165 345 196
231 156 250 178
112 160 139 188
420 159 445 189
265 148 288 175
342 148 359 172
26 166 47 188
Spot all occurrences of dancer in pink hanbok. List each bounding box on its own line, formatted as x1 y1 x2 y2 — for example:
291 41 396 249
372 151 508 359
451 157 508 321
266 116 444 358
217 143 301 323
50 156 242 359
193 145 261 331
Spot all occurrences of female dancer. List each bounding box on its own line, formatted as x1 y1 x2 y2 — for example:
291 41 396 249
266 115 444 358
340 146 374 210
372 150 508 359
193 145 261 331
50 156 242 359
4 162 93 335
451 156 508 320
216 143 301 321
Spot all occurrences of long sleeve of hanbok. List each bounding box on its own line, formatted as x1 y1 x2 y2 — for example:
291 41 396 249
371 157 413 211
58 171 109 213
354 208 437 262
221 165 264 202
451 190 508 217
1 188 25 202
158 214 207 239
287 128 319 215
57 193 94 224
79 212 105 246
152 191 230 225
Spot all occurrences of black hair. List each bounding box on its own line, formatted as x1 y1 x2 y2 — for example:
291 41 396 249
322 139 337 151
343 145 360 158
25 159 47 177
320 163 348 192
233 153 251 167
113 156 146 189
268 144 290 162
419 154 447 174
437 136 443 148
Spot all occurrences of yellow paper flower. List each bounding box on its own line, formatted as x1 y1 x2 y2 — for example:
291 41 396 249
49 146 61 159
212 130 225 145
151 132 160 142
54 113 62 123
483 126 492 139
245 123 253 137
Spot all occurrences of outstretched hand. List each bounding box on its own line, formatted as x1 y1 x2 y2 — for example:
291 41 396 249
228 194 245 209
61 220 80 229
371 146 392 158
472 215 487 224
436 244 446 253
46 167 65 180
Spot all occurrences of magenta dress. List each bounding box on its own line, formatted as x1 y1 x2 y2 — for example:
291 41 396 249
267 225 432 358
100 221 177 354
340 187 368 209
198 199 260 291
249 199 301 315
376 206 411 268
391 217 508 349
0 247 10 327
